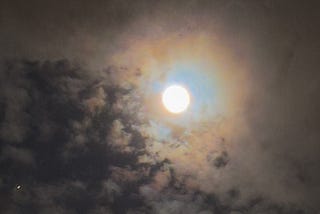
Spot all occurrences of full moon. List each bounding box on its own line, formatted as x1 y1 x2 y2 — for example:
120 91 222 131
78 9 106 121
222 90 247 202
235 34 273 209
162 85 190 114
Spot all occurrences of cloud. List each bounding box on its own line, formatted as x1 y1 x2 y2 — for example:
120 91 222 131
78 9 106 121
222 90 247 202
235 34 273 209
1 1 320 213
1 146 35 166
0 53 318 213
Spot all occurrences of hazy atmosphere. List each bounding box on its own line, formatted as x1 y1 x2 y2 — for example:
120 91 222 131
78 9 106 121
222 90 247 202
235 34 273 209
1 0 320 213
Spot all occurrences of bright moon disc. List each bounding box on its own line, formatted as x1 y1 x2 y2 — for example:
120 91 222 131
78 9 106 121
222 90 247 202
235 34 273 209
162 85 190 114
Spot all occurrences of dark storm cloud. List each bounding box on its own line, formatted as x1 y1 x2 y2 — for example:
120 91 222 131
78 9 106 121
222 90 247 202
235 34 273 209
0 60 150 213
1 0 320 214
1 146 35 166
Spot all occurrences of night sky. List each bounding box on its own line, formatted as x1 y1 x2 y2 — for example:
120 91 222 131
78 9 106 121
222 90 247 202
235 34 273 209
1 0 320 213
